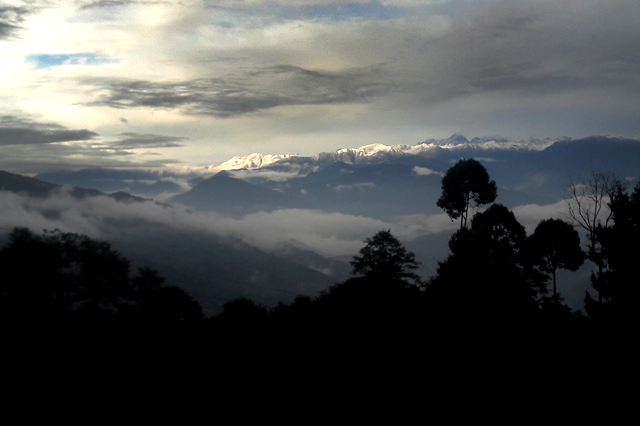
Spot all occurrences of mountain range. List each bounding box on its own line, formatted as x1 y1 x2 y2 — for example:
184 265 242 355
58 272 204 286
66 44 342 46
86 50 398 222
2 134 640 313
170 135 640 219
34 135 640 212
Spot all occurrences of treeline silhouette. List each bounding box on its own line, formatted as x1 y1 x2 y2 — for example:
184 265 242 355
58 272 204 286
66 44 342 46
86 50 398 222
1 163 638 411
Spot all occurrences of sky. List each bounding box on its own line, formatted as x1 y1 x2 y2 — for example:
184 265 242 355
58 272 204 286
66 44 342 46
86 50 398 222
1 0 640 175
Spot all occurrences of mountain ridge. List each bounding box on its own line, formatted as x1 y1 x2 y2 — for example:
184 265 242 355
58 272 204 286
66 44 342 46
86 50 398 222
205 134 574 174
0 169 150 203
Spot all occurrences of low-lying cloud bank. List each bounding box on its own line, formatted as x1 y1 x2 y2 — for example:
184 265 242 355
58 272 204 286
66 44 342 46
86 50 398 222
0 188 450 257
1 189 572 260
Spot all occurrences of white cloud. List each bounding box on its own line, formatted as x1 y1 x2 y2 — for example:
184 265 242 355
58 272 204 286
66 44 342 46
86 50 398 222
512 200 573 234
412 166 442 177
0 187 463 259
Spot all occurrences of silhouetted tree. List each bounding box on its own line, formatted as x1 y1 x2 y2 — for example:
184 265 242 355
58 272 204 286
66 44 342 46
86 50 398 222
0 227 130 318
527 218 584 299
580 179 640 407
214 297 271 342
584 179 640 325
349 229 422 288
126 267 203 324
428 204 535 322
469 203 527 262
0 227 202 328
567 171 618 302
437 158 497 229
218 297 269 323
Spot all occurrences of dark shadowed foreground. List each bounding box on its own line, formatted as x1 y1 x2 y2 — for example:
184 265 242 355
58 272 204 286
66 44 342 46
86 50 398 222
1 168 638 415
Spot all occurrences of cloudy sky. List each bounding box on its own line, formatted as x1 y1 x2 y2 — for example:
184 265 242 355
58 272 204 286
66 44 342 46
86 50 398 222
2 0 639 174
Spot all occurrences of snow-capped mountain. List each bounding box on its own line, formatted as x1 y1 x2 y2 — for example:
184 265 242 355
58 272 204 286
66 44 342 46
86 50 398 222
207 153 302 172
205 134 569 174
419 134 566 150
314 143 409 165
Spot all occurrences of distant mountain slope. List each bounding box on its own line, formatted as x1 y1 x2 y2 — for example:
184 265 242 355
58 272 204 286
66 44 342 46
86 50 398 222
36 168 183 197
0 169 107 199
169 171 293 215
170 162 447 219
286 162 445 218
110 226 343 315
0 170 61 197
536 136 640 178
0 169 150 203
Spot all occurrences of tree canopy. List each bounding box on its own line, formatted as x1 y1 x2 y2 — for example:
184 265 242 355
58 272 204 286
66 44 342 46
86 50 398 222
0 227 202 325
428 204 536 321
526 218 584 298
437 158 497 229
584 179 640 324
349 230 422 288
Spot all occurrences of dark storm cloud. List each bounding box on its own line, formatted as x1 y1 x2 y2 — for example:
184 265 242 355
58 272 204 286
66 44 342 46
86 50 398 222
0 117 186 173
0 5 33 39
83 65 389 117
109 132 188 149
0 144 126 175
0 115 98 146
0 141 180 174
417 1 640 100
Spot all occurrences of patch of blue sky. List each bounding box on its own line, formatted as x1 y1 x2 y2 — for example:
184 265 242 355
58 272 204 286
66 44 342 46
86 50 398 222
27 53 114 68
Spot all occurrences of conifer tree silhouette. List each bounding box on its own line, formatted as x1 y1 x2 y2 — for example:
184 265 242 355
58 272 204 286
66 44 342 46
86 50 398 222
349 229 422 288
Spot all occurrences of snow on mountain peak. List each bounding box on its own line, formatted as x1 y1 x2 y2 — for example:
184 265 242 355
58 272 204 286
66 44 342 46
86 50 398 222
315 143 407 164
210 153 301 172
416 135 565 151
359 143 398 154
208 135 570 174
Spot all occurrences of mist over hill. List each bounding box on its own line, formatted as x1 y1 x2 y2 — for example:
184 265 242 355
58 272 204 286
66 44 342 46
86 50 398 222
2 135 639 313
0 177 348 315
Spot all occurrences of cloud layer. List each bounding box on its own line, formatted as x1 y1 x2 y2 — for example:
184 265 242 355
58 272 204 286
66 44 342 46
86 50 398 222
0 114 97 145
1 0 639 173
0 114 188 173
84 65 388 117
0 185 571 262
0 4 32 40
